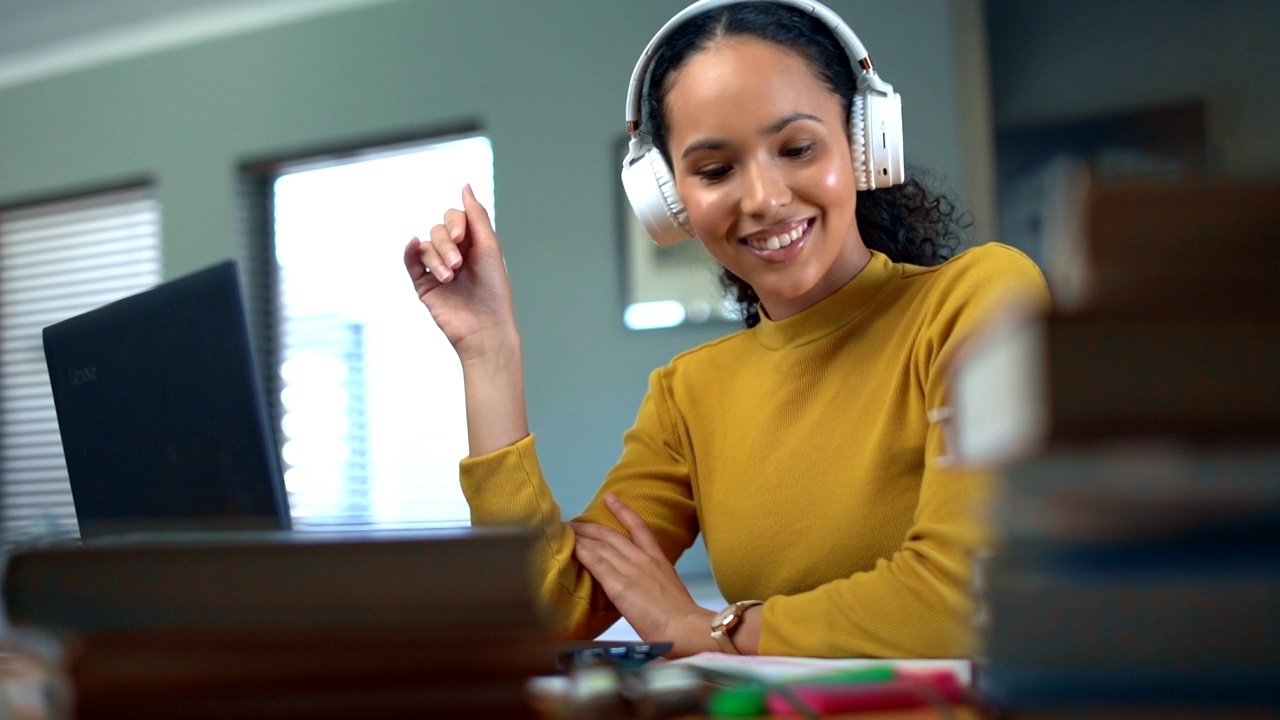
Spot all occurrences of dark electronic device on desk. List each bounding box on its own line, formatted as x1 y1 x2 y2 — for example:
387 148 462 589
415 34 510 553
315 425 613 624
557 640 673 671
42 260 291 540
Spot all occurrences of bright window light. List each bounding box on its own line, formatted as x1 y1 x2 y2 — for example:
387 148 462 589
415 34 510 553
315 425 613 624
272 135 493 530
624 300 687 331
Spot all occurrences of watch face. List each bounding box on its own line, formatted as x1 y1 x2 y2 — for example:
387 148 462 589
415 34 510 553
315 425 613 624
712 604 738 630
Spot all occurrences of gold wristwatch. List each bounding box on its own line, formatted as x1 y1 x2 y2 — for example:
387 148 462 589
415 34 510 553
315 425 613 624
710 600 763 654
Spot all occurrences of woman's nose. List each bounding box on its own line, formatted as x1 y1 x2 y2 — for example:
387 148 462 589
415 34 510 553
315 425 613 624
739 159 792 218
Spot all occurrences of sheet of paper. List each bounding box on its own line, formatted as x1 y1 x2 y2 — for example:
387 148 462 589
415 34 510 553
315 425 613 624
666 653 973 685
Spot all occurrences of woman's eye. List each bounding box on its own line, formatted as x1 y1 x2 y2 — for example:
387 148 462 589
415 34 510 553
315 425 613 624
782 144 816 159
697 166 732 183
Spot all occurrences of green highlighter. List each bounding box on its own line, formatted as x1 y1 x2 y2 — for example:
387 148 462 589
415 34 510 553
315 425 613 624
707 665 899 717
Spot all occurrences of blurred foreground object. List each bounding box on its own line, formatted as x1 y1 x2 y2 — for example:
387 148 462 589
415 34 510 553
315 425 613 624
1044 169 1280 317
1 528 554 719
948 172 1280 715
0 632 68 720
951 172 1280 466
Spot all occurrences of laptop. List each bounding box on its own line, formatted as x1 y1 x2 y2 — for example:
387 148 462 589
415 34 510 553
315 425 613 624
42 260 291 539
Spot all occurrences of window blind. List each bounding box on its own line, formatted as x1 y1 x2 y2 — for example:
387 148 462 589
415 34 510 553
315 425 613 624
0 187 161 545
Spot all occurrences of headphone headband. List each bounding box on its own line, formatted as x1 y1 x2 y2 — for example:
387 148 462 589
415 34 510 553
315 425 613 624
625 0 883 134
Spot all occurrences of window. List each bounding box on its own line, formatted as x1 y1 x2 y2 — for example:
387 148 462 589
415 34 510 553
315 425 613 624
265 134 493 531
0 187 162 545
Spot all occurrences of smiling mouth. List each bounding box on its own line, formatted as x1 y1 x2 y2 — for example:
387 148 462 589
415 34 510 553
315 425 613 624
741 218 812 251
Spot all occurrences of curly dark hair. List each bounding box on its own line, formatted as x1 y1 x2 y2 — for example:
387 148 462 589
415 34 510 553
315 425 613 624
642 2 968 327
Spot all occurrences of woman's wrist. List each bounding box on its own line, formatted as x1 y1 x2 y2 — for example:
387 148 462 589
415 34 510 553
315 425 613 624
459 325 530 456
670 608 720 658
456 322 521 370
697 602 763 657
727 604 763 655
670 603 767 658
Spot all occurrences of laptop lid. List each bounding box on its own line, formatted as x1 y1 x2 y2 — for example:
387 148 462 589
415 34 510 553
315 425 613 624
42 260 291 539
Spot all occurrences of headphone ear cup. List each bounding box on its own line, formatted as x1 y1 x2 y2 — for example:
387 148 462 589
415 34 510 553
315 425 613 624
851 89 905 190
848 94 871 191
621 145 693 247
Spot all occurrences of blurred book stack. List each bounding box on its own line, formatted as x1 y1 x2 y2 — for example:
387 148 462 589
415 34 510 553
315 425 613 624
0 527 555 719
948 170 1280 716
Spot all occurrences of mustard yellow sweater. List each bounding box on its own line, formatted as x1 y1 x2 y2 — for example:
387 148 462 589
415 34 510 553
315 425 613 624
460 243 1048 658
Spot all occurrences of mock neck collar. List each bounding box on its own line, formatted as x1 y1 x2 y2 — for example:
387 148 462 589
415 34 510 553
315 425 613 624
753 250 901 350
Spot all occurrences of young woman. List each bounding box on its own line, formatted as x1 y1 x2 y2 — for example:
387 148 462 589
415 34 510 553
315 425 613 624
403 0 1048 659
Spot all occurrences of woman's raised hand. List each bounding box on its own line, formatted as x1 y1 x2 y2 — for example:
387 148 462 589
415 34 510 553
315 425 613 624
403 185 516 363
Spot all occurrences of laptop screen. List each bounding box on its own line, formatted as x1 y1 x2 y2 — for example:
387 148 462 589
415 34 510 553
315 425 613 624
42 260 290 539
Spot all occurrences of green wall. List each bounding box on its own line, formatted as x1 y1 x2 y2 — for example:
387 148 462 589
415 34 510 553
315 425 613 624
0 0 980 574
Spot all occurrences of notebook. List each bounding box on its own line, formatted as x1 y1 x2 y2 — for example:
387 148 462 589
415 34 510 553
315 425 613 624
42 260 291 539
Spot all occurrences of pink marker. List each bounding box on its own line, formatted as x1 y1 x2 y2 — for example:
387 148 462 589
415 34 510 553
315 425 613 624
767 669 967 715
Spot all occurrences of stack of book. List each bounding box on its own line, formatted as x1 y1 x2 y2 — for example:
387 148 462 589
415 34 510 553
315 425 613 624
0 527 555 718
948 171 1280 715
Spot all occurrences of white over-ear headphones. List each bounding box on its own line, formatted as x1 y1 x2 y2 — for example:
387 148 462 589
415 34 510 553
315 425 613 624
621 0 905 247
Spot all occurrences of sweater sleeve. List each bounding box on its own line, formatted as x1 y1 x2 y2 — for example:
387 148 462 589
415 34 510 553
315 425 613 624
459 367 700 640
759 245 1050 657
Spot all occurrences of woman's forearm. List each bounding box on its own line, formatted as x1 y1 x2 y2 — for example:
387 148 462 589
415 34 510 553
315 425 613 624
459 326 530 457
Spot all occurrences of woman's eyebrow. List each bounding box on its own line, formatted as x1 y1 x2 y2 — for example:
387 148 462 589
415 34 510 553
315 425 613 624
762 112 822 136
679 112 824 160
681 138 729 159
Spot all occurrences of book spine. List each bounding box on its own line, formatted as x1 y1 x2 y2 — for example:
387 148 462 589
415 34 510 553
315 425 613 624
1044 319 1280 440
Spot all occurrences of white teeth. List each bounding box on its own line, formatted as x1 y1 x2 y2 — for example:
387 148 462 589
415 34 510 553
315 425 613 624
747 223 806 251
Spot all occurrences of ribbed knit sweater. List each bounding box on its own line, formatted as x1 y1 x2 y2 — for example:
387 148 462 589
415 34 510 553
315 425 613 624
460 243 1048 657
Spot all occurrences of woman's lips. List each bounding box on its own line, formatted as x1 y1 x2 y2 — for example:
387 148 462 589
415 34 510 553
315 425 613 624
742 218 813 262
